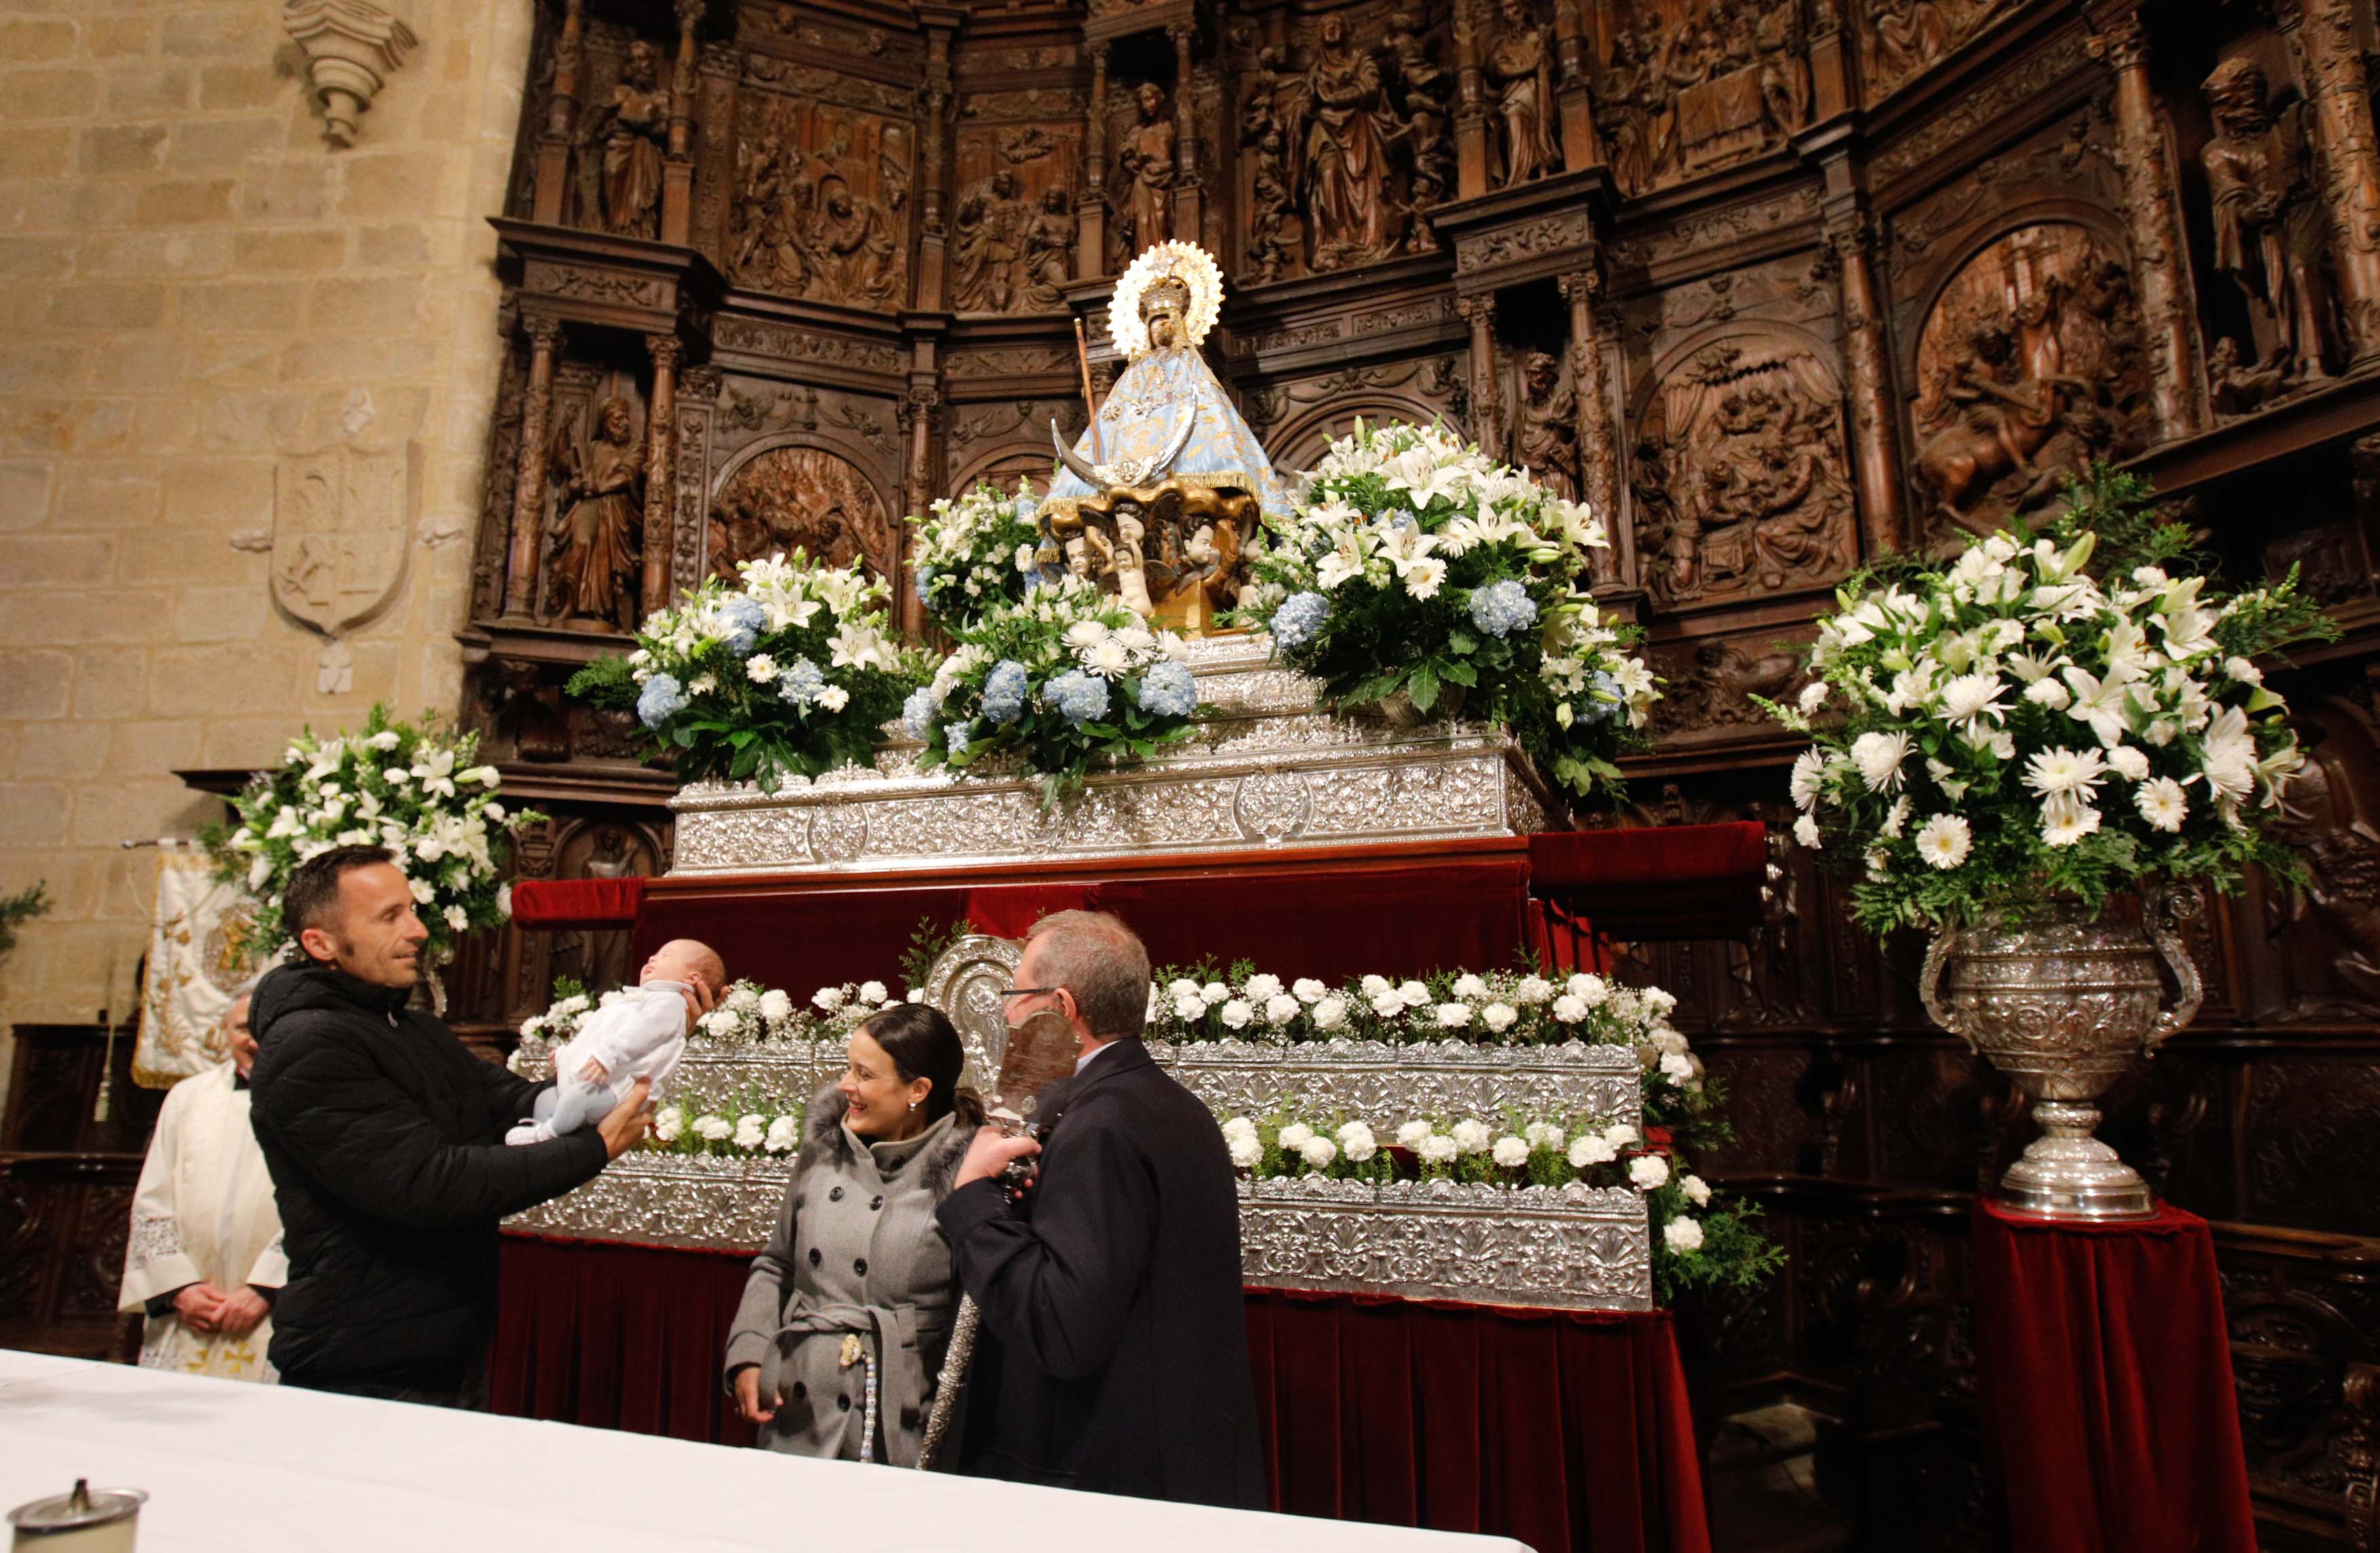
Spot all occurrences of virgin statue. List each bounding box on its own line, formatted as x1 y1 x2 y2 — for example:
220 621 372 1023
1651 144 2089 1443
1040 242 1291 636
546 396 644 632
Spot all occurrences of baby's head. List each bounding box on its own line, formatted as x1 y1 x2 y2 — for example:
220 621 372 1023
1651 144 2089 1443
641 938 726 998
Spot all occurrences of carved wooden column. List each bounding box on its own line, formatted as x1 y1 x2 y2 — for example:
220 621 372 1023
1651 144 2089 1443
1826 210 1910 554
503 315 563 619
1557 268 1622 586
1168 22 1204 244
1806 0 1853 122
2277 0 2380 364
661 0 700 247
899 385 942 617
1553 0 1598 170
532 0 584 225
2090 7 2203 438
641 334 681 616
1080 43 1112 275
1458 294 1503 461
1454 3 1490 201
915 14 958 312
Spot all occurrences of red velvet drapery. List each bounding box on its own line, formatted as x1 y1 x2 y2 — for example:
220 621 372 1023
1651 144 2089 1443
493 1233 1710 1552
1970 1201 2257 1553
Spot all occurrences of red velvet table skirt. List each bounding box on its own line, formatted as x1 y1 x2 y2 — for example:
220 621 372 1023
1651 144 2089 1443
1971 1201 2257 1553
629 852 1534 992
493 1233 1710 1553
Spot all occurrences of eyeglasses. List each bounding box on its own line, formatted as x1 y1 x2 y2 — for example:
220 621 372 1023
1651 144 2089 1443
1000 985 1061 1001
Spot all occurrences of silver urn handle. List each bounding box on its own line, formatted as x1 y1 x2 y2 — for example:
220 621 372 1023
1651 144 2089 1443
1919 925 1972 1051
2144 884 2205 1051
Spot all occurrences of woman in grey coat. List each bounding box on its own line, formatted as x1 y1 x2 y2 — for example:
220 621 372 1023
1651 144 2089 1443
724 1003 979 1465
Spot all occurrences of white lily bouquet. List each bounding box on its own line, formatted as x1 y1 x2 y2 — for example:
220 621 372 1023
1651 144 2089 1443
205 705 537 968
567 551 922 791
907 478 1044 634
1767 474 2330 932
909 577 1203 803
1246 420 1656 803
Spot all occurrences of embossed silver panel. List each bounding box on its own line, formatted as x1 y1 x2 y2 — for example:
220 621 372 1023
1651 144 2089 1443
508 1151 790 1250
668 636 1549 877
1239 1176 1652 1312
1152 1038 1643 1126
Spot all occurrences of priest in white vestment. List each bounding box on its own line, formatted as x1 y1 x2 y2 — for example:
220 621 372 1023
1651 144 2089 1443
118 986 286 1381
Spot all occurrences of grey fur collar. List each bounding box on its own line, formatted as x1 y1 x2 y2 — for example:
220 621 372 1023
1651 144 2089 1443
803 1084 972 1196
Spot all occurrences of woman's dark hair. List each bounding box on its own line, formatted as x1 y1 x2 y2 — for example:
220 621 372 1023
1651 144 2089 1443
857 1003 984 1128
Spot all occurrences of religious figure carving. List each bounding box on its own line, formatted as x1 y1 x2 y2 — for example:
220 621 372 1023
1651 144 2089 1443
1383 11 1455 233
1021 188 1077 308
1483 0 1560 189
545 396 644 632
1509 351 1580 501
818 181 899 305
1589 0 1809 194
1910 225 2147 539
1631 343 1856 608
2200 58 2336 394
1241 46 1303 282
728 103 909 311
583 40 668 239
2269 712 2380 1008
1039 243 1291 637
1301 15 1400 271
1116 81 1177 260
1863 0 2009 99
708 445 890 582
953 170 1030 313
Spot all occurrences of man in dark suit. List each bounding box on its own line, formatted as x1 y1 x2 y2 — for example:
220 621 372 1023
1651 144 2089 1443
248 844 660 1406
937 909 1265 1508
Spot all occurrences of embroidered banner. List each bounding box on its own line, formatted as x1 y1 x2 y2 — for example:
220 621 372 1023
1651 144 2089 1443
135 847 260 1087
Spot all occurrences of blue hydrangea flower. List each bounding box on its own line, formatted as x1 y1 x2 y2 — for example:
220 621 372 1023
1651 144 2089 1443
1135 659 1198 718
636 673 687 729
1270 591 1330 651
717 595 768 656
981 659 1030 725
942 718 976 752
778 657 827 710
1468 579 1538 638
1576 669 1620 725
903 685 943 739
1384 507 1418 530
913 567 936 607
1046 668 1110 727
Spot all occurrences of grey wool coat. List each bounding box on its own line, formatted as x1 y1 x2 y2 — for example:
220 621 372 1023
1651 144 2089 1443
724 1085 972 1466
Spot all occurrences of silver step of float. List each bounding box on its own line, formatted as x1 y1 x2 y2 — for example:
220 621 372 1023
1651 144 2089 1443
666 634 1549 877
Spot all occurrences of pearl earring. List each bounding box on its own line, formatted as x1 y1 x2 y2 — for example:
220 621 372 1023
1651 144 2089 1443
908 1099 920 1111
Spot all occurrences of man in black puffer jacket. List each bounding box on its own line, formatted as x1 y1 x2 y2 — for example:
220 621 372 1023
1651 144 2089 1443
248 844 661 1406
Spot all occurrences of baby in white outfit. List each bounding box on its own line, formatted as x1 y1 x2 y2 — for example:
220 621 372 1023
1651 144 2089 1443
506 938 725 1146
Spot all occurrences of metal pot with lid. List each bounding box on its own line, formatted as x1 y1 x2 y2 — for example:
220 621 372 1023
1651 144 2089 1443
8 1479 147 1549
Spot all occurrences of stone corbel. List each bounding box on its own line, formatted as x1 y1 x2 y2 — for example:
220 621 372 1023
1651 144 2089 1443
282 0 417 148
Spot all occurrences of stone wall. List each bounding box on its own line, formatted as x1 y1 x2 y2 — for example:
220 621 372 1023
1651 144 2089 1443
0 0 532 1076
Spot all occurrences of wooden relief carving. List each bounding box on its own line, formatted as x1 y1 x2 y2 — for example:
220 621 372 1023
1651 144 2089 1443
1908 222 2147 543
1590 0 1811 197
1861 0 2016 102
709 444 893 583
731 94 912 311
1481 0 1559 191
544 391 647 633
1508 349 1580 501
1234 9 1452 284
2199 56 2340 417
1630 337 1856 609
2266 698 2380 1020
953 123 1081 313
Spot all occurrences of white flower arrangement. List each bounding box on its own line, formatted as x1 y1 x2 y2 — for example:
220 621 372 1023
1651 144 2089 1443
1765 482 2332 932
907 478 1045 634
647 1086 806 1160
1245 419 1657 804
911 576 1203 803
567 551 920 791
206 704 537 970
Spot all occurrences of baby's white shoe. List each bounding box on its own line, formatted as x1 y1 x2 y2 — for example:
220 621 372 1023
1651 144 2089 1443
504 1119 556 1146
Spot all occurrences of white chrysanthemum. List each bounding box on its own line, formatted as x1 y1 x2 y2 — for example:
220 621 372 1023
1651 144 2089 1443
2023 746 2107 797
1417 1133 1458 1166
1914 813 1972 870
1298 1134 1338 1170
1244 973 1286 1002
1568 1133 1617 1167
1664 1218 1705 1252
1336 1121 1378 1162
1395 1119 1433 1149
1849 730 1913 793
1264 993 1300 1026
1680 1173 1712 1207
1312 995 1349 1031
1788 748 1827 809
1451 1118 1492 1154
1492 1136 1530 1168
1220 998 1253 1029
1277 1122 1315 1150
1228 1132 1262 1168
1435 1003 1471 1028
2135 775 2189 832
1629 1154 1670 1189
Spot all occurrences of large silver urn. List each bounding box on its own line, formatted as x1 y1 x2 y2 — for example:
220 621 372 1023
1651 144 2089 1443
1919 889 2203 1221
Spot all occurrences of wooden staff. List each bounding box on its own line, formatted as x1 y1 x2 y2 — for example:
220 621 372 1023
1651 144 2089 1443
1074 316 1103 463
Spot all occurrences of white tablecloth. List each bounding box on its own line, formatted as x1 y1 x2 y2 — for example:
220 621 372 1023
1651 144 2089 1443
0 1350 1531 1552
